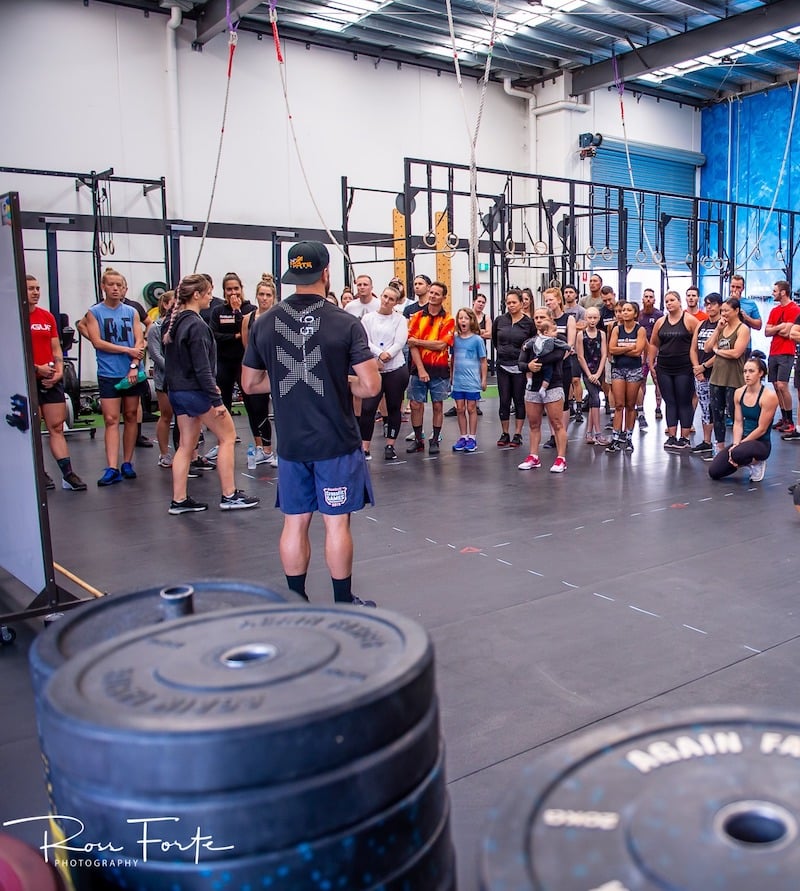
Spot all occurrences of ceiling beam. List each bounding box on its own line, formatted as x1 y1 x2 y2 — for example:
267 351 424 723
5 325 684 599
195 0 264 45
587 0 687 35
571 0 800 95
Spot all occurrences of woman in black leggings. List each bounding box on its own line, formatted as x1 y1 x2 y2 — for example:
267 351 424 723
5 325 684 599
209 272 254 413
650 290 700 450
491 289 534 448
241 274 277 467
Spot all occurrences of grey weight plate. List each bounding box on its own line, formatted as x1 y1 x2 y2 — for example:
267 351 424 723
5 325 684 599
30 579 294 696
40 604 434 791
481 707 800 890
62 747 449 891
48 697 441 859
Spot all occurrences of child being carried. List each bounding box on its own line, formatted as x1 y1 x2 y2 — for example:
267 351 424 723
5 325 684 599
523 318 571 397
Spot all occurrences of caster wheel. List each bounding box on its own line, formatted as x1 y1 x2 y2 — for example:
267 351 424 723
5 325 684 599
1 625 17 645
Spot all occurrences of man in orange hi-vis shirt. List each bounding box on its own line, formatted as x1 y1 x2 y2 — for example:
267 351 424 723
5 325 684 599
406 281 455 455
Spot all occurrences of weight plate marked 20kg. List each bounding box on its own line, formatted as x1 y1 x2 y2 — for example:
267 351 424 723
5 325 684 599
40 604 434 792
29 579 293 696
48 698 441 859
481 707 800 890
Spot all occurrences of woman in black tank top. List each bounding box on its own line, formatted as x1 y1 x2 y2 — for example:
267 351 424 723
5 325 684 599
650 290 700 449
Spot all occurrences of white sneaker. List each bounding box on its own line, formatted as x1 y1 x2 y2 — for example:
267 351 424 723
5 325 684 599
749 460 766 482
254 446 269 465
267 452 279 467
405 430 424 442
205 445 219 461
157 453 173 468
518 454 541 470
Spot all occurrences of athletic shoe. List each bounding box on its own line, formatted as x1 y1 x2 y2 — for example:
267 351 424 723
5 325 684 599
654 407 663 420
691 441 713 454
511 433 524 448
542 435 556 449
664 436 679 450
444 405 457 417
351 595 377 607
605 438 621 453
190 456 215 472
428 438 440 456
405 430 424 442
638 413 648 430
781 423 796 437
496 432 511 447
550 457 567 473
452 437 468 452
604 419 615 430
574 411 584 424
476 406 483 416
97 467 123 486
676 437 691 449
136 434 154 448
749 461 767 482
787 481 800 494
219 490 260 510
187 468 201 479
254 446 270 465
235 435 241 444
44 472 55 490
585 434 597 445
406 438 425 453
702 451 715 462
624 436 634 453
120 462 137 479
158 453 173 468
464 437 477 452
364 451 372 460
205 445 219 461
605 404 612 415
593 435 610 446
267 452 279 467
773 419 787 431
782 429 800 441
169 496 209 515
384 444 397 461
518 454 541 470
61 472 87 491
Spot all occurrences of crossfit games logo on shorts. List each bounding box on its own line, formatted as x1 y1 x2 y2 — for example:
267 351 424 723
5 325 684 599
323 486 348 507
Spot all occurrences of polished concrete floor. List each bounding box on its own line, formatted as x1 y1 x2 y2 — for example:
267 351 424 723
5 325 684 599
2 393 800 890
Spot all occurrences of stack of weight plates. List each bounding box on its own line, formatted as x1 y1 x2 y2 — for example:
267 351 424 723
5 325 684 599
481 707 800 890
29 579 296 696
0 832 66 891
36 603 455 890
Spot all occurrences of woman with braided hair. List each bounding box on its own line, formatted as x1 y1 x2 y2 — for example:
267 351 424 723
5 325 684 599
241 274 278 467
163 274 259 514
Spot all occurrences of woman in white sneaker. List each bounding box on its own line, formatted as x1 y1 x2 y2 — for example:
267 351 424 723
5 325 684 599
707 355 777 482
241 274 278 467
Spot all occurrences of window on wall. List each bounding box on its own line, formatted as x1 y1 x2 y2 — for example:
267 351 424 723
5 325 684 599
591 143 701 269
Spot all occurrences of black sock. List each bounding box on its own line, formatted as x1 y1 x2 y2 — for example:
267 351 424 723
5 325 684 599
413 425 423 440
56 457 72 477
332 576 352 603
286 574 308 601
432 426 441 441
787 412 795 424
137 422 143 438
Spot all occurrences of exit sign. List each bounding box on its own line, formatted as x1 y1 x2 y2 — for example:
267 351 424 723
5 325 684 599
478 262 489 272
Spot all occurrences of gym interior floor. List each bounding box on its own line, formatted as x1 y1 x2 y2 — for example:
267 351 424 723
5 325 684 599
2 394 800 890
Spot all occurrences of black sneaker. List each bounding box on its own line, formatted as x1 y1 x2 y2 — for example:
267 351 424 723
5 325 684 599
510 433 523 448
655 407 663 420
428 439 440 456
43 472 56 490
606 437 621 453
782 430 800 441
676 437 691 449
496 432 511 447
406 438 425 453
190 456 216 472
574 412 584 424
351 595 377 607
169 496 209 515
476 406 483 416
624 435 634 453
61 472 87 491
444 405 457 417
220 490 260 511
691 441 713 454
542 435 556 449
384 444 398 461
664 436 679 450
794 486 800 514
135 434 154 449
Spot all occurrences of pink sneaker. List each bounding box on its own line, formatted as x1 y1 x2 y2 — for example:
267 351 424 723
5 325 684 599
550 456 567 473
518 454 541 470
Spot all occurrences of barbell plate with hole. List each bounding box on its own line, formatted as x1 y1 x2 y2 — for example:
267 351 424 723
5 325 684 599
481 708 800 890
48 698 441 859
39 604 434 792
142 281 168 308
29 579 295 695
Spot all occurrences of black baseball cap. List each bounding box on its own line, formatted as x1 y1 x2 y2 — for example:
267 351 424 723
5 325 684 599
281 241 329 284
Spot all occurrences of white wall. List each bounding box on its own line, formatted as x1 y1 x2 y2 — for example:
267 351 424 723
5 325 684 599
0 0 700 378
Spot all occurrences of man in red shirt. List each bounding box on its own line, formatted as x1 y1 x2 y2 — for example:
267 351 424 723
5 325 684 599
766 279 800 435
27 276 86 491
406 281 455 455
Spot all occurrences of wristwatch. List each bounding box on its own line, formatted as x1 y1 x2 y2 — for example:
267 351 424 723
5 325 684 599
130 362 138 369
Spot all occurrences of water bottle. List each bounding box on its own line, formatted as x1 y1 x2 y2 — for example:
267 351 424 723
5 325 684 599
247 443 256 470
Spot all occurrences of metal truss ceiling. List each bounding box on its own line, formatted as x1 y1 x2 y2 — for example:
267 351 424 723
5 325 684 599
99 0 800 107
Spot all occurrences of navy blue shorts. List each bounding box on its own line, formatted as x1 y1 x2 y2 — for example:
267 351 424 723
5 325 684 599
276 448 375 515
97 376 148 400
169 389 215 417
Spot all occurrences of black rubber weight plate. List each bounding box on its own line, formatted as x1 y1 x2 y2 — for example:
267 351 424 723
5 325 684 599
48 698 441 859
29 579 294 695
0 833 65 891
481 707 800 890
64 749 450 891
40 604 434 792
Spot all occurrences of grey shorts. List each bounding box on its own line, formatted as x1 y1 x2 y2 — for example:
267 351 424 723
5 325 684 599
768 354 793 383
611 366 644 383
525 386 564 405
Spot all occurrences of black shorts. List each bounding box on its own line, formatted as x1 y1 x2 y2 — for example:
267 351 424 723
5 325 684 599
37 380 66 406
97 375 148 400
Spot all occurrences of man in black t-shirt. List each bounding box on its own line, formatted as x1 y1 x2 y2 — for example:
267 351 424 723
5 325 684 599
242 241 380 606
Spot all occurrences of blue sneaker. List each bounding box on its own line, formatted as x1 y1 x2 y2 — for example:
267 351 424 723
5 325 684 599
464 437 477 452
452 437 468 452
97 467 123 487
120 462 137 479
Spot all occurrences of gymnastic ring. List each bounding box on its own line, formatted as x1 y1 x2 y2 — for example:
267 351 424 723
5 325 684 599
635 249 647 263
713 257 724 271
444 247 457 259
685 253 694 265
100 241 108 256
108 241 115 256
533 240 547 255
505 238 517 255
446 232 459 249
422 231 437 248
585 246 597 260
651 250 663 265
776 249 786 263
549 278 561 289
753 246 761 260
701 256 715 270
601 246 614 261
